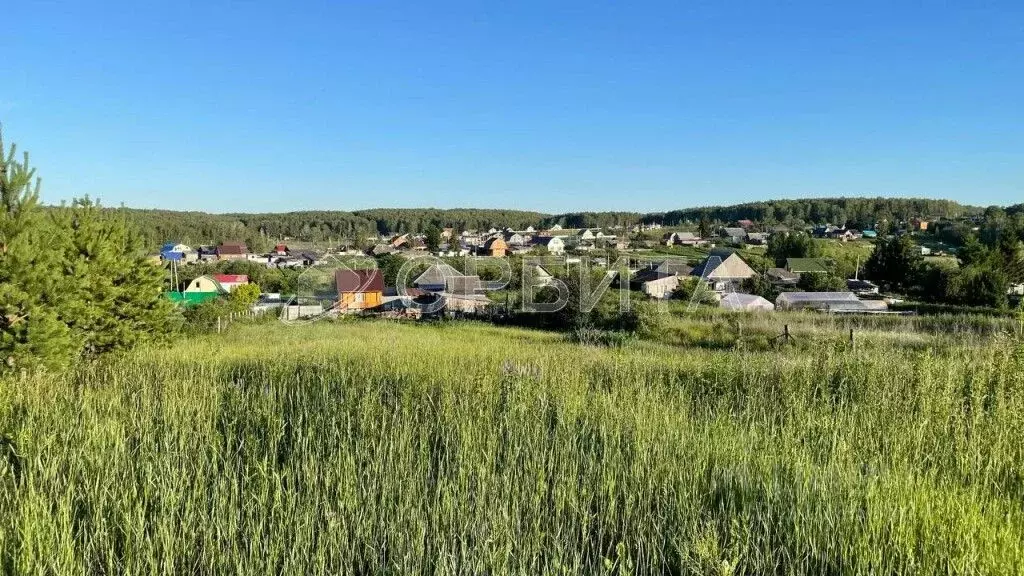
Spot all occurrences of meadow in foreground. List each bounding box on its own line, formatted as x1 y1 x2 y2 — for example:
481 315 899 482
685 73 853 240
1 319 1023 574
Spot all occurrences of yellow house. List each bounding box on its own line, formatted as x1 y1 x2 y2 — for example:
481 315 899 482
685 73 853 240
335 269 384 310
184 275 228 294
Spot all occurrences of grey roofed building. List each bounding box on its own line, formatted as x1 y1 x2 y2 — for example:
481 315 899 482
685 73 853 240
847 278 880 295
722 227 747 242
630 268 671 287
413 263 463 291
445 275 484 295
766 267 799 285
654 260 693 276
368 244 395 256
746 232 770 245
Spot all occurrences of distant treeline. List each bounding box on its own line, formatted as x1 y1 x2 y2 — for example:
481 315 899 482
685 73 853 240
351 208 548 235
71 197 992 250
651 198 982 229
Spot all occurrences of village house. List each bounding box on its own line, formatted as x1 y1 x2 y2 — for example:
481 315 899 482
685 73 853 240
828 228 862 242
812 225 836 238
183 275 228 295
721 227 747 244
847 278 880 296
196 245 218 262
786 258 832 274
503 231 528 246
442 276 492 314
480 237 508 257
630 269 680 299
160 243 198 263
654 260 693 276
413 263 464 292
531 236 565 255
272 244 290 256
212 274 249 292
745 232 770 245
216 241 249 261
736 219 755 230
389 234 410 249
526 264 554 287
368 243 395 257
766 267 800 286
690 251 757 292
335 269 384 311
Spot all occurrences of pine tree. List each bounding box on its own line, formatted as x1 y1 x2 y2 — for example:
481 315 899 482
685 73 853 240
54 198 178 357
0 128 77 371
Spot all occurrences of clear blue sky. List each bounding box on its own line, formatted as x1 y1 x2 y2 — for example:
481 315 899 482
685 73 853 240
2 1 1022 213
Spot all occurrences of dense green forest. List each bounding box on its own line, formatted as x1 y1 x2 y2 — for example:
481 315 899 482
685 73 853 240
351 208 548 235
652 198 981 229
64 197 998 251
541 211 644 229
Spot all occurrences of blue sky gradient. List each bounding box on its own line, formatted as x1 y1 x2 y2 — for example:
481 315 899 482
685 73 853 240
2 1 1022 213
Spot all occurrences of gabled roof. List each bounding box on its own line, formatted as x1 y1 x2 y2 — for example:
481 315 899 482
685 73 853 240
847 279 878 291
722 227 746 238
217 242 248 255
531 265 553 278
631 269 674 285
213 274 248 284
414 263 462 287
483 237 506 249
445 275 484 295
691 253 755 280
335 269 384 293
767 268 799 282
654 260 693 276
786 258 831 273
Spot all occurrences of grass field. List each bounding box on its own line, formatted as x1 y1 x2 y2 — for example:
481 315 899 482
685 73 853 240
2 319 1023 574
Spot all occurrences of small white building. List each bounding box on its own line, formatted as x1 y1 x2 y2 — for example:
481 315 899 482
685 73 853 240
531 236 565 255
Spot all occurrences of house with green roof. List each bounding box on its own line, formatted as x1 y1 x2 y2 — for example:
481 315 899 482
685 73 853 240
785 258 832 274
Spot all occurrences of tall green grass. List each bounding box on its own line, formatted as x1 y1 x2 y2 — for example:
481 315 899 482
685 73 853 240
1 321 1022 574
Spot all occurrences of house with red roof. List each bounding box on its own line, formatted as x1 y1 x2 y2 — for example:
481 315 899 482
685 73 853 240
212 274 249 293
